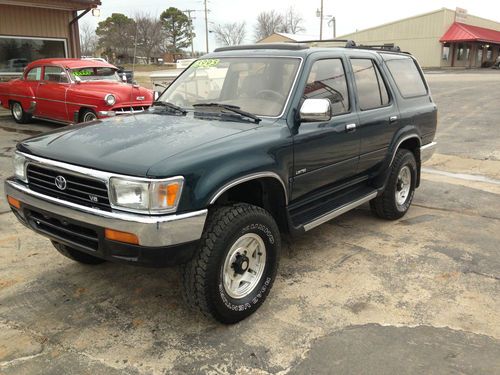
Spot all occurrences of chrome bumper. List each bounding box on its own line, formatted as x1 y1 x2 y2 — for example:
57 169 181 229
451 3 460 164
5 179 207 247
420 141 437 163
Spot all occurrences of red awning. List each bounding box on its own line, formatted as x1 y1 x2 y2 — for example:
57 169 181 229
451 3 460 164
440 22 500 44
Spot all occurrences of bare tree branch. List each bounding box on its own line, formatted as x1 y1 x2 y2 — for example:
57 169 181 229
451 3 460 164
134 13 164 64
79 21 98 56
212 22 246 46
254 10 285 41
282 6 305 34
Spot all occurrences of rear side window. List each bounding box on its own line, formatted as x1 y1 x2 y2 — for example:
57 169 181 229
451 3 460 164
303 59 350 115
44 66 68 83
351 59 390 110
385 58 427 98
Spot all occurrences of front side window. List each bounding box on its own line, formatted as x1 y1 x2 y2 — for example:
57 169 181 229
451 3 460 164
0 37 66 73
351 58 390 110
44 66 68 83
160 57 301 117
26 67 42 81
70 67 120 82
303 59 349 115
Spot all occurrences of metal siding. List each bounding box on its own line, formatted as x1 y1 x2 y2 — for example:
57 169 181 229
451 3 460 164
339 9 500 68
0 4 71 40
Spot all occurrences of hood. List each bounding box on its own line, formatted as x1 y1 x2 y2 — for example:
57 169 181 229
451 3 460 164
71 81 153 104
18 112 262 177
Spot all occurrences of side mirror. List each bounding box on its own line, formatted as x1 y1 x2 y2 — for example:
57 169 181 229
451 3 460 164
74 76 81 84
299 98 331 122
122 73 127 82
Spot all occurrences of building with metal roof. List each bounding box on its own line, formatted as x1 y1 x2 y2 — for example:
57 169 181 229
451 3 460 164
335 8 500 68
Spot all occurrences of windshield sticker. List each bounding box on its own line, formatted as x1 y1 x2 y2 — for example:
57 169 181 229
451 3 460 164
193 59 220 68
73 69 93 76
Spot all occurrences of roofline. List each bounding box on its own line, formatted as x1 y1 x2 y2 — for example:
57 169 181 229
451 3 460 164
339 8 500 38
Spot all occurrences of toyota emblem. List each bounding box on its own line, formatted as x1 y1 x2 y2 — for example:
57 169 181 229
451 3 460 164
55 175 67 191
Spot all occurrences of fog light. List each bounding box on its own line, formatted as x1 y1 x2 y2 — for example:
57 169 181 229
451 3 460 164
105 228 139 245
7 195 21 209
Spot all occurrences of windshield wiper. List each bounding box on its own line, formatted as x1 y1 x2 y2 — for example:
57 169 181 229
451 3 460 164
152 101 187 115
193 103 261 123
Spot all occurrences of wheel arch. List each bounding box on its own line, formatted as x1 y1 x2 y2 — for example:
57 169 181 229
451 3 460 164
209 172 289 233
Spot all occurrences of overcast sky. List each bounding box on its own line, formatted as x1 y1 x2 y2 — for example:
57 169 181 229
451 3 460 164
82 0 500 52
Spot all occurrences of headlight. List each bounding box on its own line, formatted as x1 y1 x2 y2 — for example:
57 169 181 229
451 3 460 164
104 94 116 106
13 153 27 183
109 176 183 213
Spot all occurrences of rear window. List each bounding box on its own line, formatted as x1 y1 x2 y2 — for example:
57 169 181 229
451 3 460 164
385 57 427 98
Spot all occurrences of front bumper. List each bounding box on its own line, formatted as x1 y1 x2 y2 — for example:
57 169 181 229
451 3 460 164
5 178 207 266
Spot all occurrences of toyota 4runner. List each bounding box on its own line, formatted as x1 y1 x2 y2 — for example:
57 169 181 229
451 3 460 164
5 41 437 323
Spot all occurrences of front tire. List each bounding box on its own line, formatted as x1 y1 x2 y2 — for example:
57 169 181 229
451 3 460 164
182 203 281 324
10 101 32 124
52 241 106 265
370 149 417 220
80 109 98 123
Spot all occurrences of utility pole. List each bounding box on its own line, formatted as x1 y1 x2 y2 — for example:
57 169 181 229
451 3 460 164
183 9 196 57
319 0 323 40
204 0 209 53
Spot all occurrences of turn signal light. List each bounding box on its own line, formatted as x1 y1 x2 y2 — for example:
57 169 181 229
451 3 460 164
7 195 21 209
104 228 139 245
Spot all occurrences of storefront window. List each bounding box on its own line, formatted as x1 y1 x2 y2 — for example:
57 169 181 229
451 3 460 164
457 44 464 60
0 37 66 73
442 44 450 60
486 45 493 61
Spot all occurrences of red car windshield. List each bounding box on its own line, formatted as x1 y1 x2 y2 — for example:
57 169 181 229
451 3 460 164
71 67 120 82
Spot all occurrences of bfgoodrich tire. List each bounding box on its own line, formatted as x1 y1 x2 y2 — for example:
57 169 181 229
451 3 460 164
370 149 417 220
52 241 106 265
182 203 281 324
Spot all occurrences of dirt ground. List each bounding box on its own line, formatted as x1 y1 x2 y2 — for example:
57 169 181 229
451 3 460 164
0 70 499 374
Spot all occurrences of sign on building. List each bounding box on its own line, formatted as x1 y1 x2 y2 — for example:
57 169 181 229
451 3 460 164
455 7 468 23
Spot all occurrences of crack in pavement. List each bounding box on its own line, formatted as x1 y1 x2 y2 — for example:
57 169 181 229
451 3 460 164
412 203 500 221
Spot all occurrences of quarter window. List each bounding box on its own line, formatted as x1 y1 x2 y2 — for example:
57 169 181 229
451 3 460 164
384 57 427 98
303 59 350 115
351 59 390 110
44 66 68 83
26 67 42 81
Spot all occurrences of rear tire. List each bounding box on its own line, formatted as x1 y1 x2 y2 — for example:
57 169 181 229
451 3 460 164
10 101 32 124
52 241 106 265
370 149 417 220
182 203 280 324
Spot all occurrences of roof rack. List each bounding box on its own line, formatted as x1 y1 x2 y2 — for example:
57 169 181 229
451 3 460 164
355 43 402 52
288 39 405 53
285 39 357 48
214 43 309 52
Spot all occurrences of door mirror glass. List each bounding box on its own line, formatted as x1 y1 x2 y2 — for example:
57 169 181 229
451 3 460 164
300 98 331 122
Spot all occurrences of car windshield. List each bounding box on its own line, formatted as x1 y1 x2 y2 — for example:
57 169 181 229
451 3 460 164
159 57 301 117
70 67 120 82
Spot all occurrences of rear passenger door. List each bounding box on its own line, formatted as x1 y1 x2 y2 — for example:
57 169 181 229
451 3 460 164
349 56 400 175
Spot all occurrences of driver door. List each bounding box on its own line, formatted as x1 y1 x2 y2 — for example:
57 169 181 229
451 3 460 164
292 57 360 200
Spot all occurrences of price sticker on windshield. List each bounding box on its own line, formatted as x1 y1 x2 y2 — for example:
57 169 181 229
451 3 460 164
193 59 220 68
73 69 93 76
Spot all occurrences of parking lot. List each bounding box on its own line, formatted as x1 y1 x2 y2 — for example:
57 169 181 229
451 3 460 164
0 70 499 374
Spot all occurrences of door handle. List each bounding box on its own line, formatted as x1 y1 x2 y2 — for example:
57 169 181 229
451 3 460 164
389 116 398 123
345 123 357 132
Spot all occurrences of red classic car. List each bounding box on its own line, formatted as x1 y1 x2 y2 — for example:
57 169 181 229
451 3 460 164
0 58 153 124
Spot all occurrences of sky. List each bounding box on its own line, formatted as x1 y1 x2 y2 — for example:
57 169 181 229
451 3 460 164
81 0 500 53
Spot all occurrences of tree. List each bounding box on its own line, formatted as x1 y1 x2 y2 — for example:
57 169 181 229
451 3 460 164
212 22 246 46
282 7 305 34
79 21 98 56
254 10 284 41
134 13 163 64
159 7 194 53
96 13 136 61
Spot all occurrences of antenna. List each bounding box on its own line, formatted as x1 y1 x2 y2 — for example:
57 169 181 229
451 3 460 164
129 23 139 115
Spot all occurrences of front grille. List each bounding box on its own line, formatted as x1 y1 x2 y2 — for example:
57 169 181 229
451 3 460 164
28 210 99 250
27 164 111 211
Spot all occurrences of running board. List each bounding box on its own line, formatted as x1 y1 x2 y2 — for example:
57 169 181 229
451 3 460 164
303 191 377 231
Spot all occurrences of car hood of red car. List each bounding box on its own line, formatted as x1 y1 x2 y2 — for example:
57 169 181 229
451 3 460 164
71 81 152 101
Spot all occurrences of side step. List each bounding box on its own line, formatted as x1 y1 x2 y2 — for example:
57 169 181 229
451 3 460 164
289 185 377 232
303 191 377 231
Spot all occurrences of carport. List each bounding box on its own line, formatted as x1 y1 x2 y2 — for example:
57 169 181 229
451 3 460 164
440 22 500 68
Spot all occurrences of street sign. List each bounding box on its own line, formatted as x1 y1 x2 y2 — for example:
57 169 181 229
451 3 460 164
455 7 468 23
